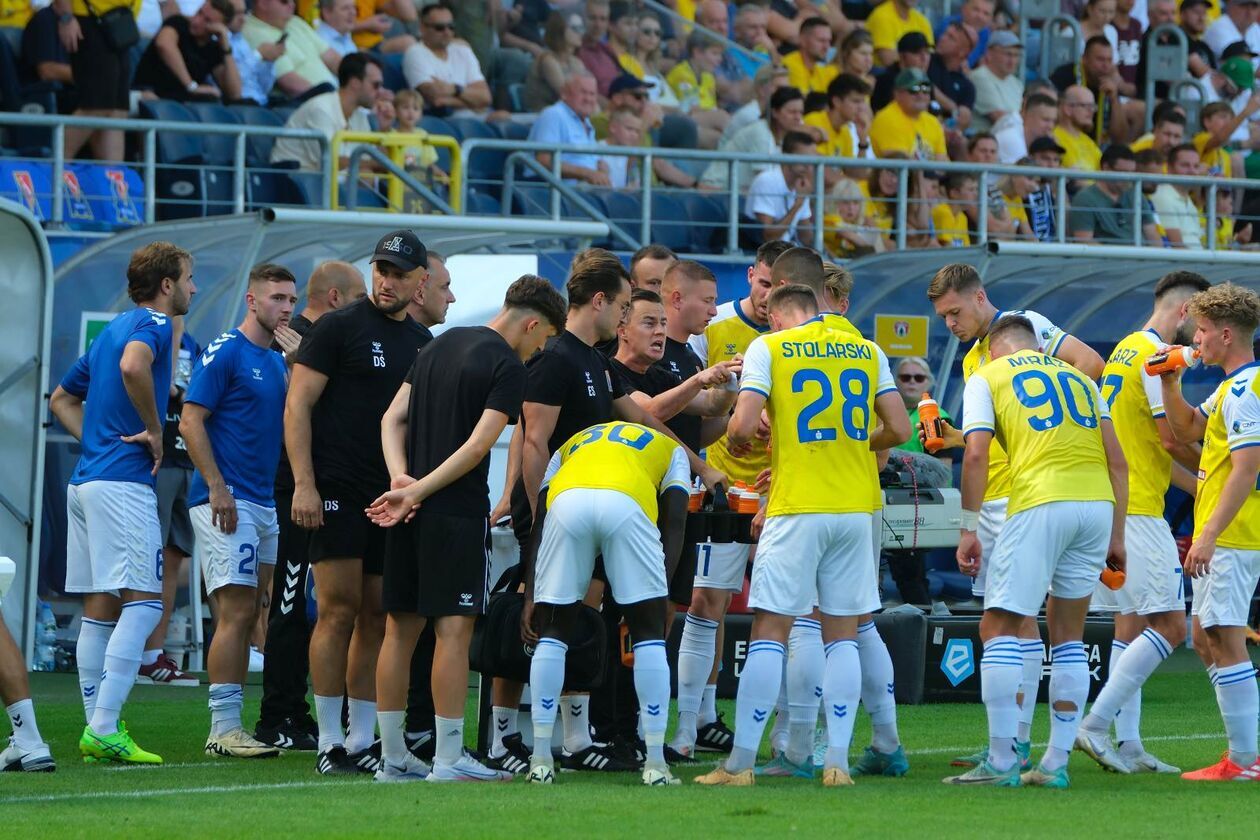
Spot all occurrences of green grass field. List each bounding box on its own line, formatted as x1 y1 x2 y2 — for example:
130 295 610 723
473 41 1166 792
2 648 1256 839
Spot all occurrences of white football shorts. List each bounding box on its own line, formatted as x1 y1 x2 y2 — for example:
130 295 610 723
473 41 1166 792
1191 546 1260 630
986 500 1112 616
192 498 279 593
65 480 163 595
748 512 879 618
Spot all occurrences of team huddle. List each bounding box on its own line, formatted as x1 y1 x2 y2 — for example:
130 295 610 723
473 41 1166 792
2 232 1257 789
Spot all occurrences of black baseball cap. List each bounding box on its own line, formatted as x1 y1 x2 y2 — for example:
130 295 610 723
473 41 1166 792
1179 0 1210 10
897 31 931 53
1029 135 1066 155
370 229 428 272
1221 40 1257 61
609 74 654 96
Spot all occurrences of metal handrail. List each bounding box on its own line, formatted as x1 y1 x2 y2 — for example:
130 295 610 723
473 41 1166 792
0 112 330 225
331 130 463 212
344 145 456 215
500 151 640 250
461 136 1254 253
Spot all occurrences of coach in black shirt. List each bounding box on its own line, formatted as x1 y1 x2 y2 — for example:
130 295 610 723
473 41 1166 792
286 231 429 776
256 260 366 752
370 275 566 782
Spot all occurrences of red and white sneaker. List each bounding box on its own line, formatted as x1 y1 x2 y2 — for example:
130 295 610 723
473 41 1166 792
136 655 200 686
1181 753 1260 781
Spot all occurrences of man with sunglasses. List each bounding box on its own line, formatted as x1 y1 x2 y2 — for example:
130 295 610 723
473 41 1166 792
870 67 947 160
403 2 491 115
894 357 952 461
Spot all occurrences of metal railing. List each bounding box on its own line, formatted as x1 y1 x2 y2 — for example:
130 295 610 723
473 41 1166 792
343 145 456 214
0 112 331 225
331 130 463 213
461 136 1256 255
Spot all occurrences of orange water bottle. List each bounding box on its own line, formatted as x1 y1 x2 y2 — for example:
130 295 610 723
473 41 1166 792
1100 567 1126 590
1144 346 1199 376
919 392 945 453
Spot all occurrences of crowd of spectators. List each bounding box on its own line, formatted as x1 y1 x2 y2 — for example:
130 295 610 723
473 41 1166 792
3 0 1259 255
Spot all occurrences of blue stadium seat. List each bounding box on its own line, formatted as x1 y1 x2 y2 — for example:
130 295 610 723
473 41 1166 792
288 171 326 206
509 184 555 217
494 121 530 142
679 192 727 254
448 117 497 142
649 193 691 253
185 103 246 215
599 189 642 235
247 170 309 209
465 190 501 215
419 115 455 171
138 100 206 219
0 160 53 222
379 52 406 91
228 105 285 166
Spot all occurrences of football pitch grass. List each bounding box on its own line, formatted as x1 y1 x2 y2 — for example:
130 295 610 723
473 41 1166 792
3 647 1257 839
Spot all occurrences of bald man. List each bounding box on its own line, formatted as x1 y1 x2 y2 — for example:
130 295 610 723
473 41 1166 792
255 260 367 751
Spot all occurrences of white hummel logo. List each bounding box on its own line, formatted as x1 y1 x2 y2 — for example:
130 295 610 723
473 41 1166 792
458 593 474 607
252 367 262 380
383 236 404 252
373 341 382 352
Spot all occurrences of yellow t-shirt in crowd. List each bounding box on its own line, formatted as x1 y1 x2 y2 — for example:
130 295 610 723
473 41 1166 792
783 50 839 95
68 0 140 17
933 203 970 246
1194 131 1232 178
1 0 33 27
618 52 645 79
869 102 946 159
865 0 933 63
1054 125 1102 172
666 60 717 110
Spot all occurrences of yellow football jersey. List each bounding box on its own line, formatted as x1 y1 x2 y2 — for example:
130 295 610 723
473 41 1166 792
689 299 771 485
1100 330 1171 517
741 317 896 516
962 349 1113 516
962 309 1067 501
543 422 690 522
1194 364 1260 550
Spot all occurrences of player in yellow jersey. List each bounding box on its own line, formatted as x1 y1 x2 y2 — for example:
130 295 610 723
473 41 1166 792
696 284 911 788
1076 271 1210 775
945 315 1127 789
926 263 1105 772
672 240 791 757
523 422 690 788
755 254 910 779
1156 284 1260 783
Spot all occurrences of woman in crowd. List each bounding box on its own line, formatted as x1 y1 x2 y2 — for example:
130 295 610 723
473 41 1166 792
522 11 588 111
700 86 805 190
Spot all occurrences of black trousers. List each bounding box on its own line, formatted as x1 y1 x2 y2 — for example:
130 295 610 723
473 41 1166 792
589 598 639 743
259 489 312 727
886 549 932 606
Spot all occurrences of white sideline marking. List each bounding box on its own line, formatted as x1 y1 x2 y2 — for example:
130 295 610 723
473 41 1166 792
1 779 364 805
107 761 220 772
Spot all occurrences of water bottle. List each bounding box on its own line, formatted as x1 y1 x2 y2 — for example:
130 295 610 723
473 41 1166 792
1144 345 1199 376
33 601 56 672
918 392 945 453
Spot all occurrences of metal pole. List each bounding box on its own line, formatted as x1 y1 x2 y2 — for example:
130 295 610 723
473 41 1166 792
1206 183 1217 251
143 130 157 225
1056 175 1068 243
812 161 825 252
977 169 988 245
642 150 653 246
1133 176 1143 246
233 133 246 215
551 153 562 220
51 124 65 227
726 160 739 254
895 167 908 251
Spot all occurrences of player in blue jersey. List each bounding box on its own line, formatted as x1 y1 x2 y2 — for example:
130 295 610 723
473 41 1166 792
49 242 197 765
180 264 296 759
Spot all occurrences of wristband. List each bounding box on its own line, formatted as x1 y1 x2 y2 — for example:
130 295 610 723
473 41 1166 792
723 371 739 392
960 509 980 532
187 80 199 93
59 12 74 24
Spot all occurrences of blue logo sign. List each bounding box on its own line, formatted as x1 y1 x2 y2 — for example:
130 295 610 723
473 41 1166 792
942 638 975 687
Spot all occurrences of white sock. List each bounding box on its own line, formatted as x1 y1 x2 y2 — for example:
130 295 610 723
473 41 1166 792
700 684 718 727
344 697 377 754
490 705 517 756
529 638 567 764
822 638 861 773
90 600 162 735
857 619 899 752
314 694 344 752
208 683 243 737
980 636 1023 771
76 618 114 724
1214 662 1259 767
378 710 406 765
435 714 464 764
769 674 789 755
6 699 44 750
786 618 824 765
726 640 784 773
1043 642 1089 772
142 648 161 667
674 614 717 748
1086 630 1171 739
1017 638 1043 742
632 641 670 767
562 694 592 753
1109 640 1141 749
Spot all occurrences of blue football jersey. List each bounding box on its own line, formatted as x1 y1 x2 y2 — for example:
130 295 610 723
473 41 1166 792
60 307 174 487
185 330 288 508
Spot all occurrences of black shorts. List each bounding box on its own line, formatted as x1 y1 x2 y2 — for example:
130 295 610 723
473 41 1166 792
668 540 698 607
382 510 490 617
70 15 132 111
309 481 386 575
155 466 193 556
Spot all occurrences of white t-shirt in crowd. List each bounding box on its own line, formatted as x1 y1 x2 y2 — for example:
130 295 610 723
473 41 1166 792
745 166 812 243
271 92 372 171
403 42 486 90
